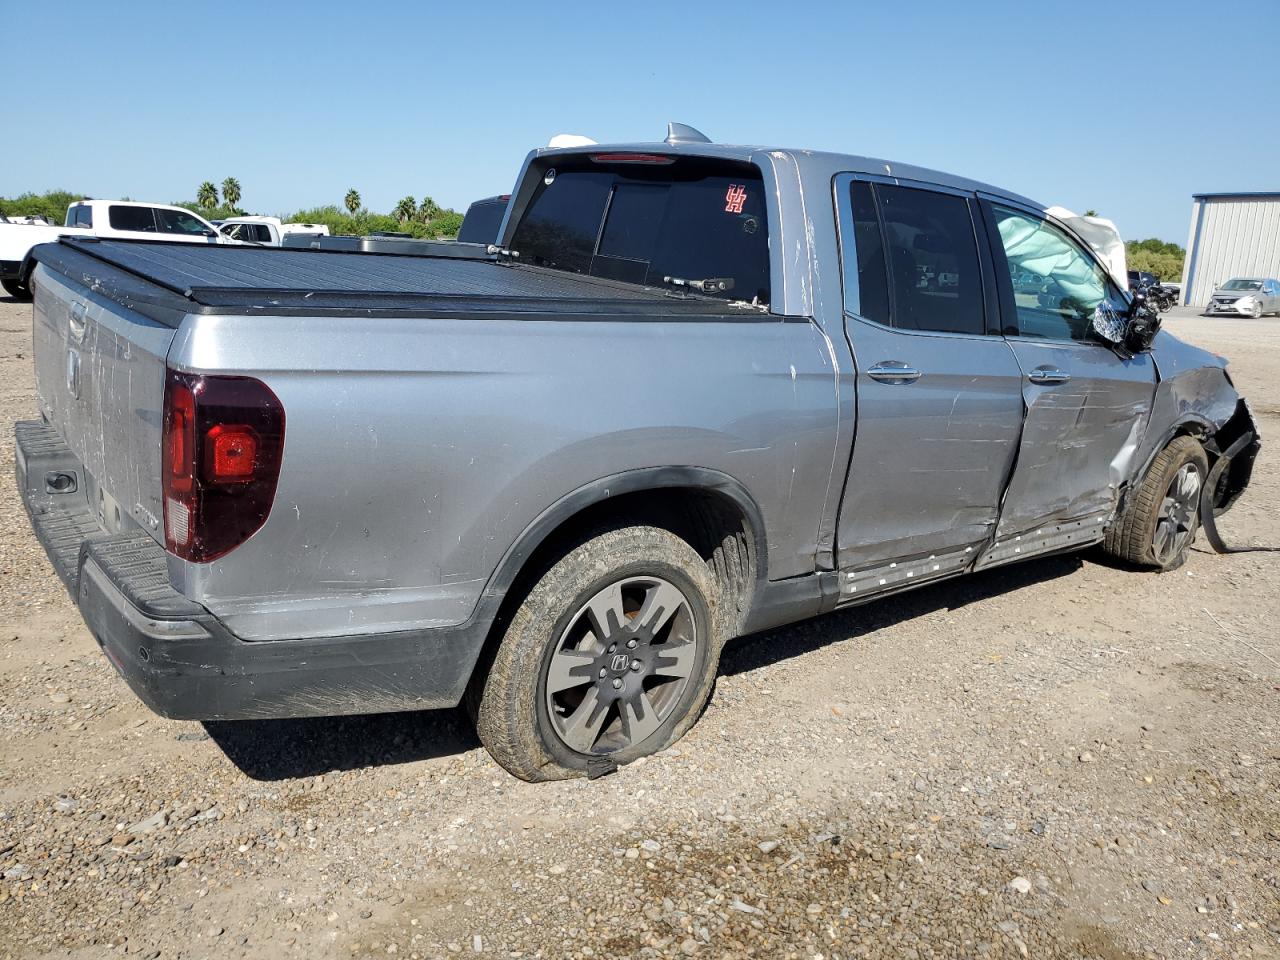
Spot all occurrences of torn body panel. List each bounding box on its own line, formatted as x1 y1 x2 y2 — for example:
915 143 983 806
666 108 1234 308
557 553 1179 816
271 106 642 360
994 339 1156 540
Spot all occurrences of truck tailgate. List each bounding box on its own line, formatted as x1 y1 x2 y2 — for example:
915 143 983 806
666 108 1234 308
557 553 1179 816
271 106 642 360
32 267 175 544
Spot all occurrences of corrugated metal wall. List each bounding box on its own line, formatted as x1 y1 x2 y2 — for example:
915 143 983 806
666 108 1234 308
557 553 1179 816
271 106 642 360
1181 196 1280 307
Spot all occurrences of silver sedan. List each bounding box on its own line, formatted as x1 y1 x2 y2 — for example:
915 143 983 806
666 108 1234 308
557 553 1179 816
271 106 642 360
1206 277 1280 317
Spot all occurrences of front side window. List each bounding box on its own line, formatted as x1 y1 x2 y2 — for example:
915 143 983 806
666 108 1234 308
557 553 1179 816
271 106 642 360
109 205 157 232
510 155 770 305
154 208 212 235
840 180 985 336
989 204 1126 342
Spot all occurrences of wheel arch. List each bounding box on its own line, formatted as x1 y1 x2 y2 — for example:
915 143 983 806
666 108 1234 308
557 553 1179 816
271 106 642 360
463 467 767 693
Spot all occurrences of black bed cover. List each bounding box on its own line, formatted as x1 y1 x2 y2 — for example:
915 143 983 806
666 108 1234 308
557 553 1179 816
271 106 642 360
31 237 748 325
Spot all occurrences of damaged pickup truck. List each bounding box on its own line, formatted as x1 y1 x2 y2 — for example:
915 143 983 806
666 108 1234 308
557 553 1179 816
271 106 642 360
16 124 1260 781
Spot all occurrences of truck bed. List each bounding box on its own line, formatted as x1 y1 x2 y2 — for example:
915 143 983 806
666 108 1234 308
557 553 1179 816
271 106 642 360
32 237 747 323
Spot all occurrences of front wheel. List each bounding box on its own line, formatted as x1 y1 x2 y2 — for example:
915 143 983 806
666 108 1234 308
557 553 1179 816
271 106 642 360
1251 302 1263 319
474 525 723 781
1 277 31 301
1104 436 1209 571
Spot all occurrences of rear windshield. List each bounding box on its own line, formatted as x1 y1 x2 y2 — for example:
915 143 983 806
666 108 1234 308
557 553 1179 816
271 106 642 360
510 155 770 305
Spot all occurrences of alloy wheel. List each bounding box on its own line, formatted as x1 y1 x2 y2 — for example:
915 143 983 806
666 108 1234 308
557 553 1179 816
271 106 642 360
543 576 698 756
1152 463 1201 565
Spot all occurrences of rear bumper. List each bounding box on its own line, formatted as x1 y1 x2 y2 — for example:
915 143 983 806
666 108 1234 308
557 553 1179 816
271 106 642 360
16 420 489 721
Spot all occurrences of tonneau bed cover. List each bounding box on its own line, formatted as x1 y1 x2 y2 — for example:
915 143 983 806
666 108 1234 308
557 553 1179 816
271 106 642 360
31 237 746 324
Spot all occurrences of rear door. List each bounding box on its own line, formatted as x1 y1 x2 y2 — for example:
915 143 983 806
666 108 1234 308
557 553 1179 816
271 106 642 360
977 199 1156 565
834 176 1025 592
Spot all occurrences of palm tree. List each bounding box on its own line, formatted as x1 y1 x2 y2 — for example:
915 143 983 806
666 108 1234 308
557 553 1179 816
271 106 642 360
344 189 361 215
196 182 219 209
393 196 417 224
221 177 241 211
418 195 441 225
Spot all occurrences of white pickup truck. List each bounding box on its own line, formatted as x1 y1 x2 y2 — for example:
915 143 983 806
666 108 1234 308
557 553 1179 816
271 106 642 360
216 216 329 246
1 200 226 299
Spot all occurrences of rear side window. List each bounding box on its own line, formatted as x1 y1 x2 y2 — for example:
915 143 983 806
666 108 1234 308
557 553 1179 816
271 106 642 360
154 208 212 235
841 181 986 335
68 205 93 228
511 156 770 305
109 205 156 232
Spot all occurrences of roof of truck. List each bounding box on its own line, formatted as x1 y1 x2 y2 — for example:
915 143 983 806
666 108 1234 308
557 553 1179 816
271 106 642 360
532 140 1045 211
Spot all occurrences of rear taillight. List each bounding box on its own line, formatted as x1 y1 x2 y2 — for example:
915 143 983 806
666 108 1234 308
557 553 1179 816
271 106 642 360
162 370 285 562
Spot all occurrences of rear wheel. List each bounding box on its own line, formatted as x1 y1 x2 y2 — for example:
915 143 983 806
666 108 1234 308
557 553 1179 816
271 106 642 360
1 277 30 301
474 525 723 781
1104 436 1209 571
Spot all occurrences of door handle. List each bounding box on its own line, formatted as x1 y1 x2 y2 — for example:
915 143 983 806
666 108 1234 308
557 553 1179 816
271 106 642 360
67 301 87 342
1027 366 1070 384
866 361 922 384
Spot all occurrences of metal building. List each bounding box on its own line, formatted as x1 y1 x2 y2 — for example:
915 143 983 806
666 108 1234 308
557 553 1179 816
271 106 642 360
1181 192 1280 307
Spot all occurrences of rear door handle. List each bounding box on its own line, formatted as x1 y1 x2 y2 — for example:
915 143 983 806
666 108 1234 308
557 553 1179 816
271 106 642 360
1027 366 1070 384
866 361 922 384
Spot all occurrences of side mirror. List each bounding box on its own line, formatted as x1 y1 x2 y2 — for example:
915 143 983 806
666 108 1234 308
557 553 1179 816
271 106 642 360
1123 291 1161 353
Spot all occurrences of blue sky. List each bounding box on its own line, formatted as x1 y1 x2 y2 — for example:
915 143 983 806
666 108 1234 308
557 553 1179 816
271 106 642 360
2 0 1275 243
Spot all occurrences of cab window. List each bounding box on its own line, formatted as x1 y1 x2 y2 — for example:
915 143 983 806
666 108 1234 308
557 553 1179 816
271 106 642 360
988 203 1127 342
511 155 770 306
109 206 157 232
841 180 986 336
154 208 212 235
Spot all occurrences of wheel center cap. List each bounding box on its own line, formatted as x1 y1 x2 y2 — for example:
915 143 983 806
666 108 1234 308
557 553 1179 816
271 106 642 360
609 653 631 674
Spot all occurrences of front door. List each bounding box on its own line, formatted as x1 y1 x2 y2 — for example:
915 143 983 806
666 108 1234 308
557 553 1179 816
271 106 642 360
834 177 1025 595
978 200 1156 566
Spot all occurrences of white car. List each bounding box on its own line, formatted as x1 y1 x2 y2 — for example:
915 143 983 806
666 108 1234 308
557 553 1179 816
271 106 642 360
218 216 329 246
1205 278 1280 318
1 200 227 299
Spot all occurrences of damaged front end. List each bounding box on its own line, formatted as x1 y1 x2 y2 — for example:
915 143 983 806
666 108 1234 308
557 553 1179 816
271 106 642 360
1200 399 1262 552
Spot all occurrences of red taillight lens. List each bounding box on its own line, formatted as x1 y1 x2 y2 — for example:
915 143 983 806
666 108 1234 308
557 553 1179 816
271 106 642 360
162 370 285 562
204 424 258 483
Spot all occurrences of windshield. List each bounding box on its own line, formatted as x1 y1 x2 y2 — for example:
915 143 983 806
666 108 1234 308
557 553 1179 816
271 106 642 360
510 155 770 305
1221 279 1262 291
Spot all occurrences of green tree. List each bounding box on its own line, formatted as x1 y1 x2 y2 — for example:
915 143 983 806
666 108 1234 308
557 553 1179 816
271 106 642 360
393 196 417 224
221 177 241 211
1083 209 1098 217
344 188 361 215
417 195 441 225
196 182 219 209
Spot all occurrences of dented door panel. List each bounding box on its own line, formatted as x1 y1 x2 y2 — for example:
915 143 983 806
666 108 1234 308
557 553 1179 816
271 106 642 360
995 339 1156 539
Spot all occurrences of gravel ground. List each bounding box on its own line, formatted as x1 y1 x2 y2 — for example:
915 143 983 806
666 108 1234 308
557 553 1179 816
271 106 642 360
0 297 1277 960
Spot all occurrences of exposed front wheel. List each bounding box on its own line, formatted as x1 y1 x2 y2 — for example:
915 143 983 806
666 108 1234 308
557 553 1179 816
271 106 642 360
1 277 30 301
1251 302 1263 319
474 525 723 781
1104 436 1209 571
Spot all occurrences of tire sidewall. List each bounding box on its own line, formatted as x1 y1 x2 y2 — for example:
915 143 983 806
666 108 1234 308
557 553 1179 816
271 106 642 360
529 550 716 772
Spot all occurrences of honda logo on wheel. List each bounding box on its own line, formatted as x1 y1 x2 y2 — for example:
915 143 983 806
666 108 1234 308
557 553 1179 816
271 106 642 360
610 654 629 672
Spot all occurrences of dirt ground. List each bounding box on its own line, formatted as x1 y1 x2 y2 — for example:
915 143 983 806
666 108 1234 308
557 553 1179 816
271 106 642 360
0 296 1277 960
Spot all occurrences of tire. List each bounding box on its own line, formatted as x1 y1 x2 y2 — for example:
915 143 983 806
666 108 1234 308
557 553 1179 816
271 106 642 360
1104 436 1209 571
1251 302 1262 319
474 525 723 781
1 277 30 301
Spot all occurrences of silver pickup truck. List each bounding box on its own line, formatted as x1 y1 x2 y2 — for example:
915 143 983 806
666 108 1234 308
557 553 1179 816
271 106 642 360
17 126 1260 781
